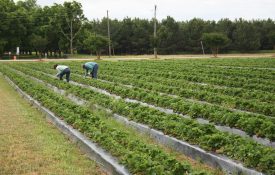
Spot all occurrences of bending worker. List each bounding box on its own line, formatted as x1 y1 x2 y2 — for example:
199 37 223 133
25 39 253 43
53 64 71 82
83 62 99 79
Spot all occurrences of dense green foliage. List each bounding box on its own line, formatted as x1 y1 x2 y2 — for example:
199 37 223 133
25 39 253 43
24 62 275 140
0 65 211 175
269 32 275 50
202 33 229 57
82 31 109 59
1 57 274 174
0 0 275 57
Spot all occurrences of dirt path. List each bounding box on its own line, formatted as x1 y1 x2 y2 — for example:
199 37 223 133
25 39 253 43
0 75 105 175
0 53 274 62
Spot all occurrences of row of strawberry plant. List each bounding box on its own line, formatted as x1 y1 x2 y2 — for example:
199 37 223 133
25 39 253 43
68 64 274 116
0 65 205 175
8 63 275 174
180 65 273 80
198 65 274 80
98 72 274 116
99 62 275 103
60 61 274 105
133 58 275 73
194 57 275 68
38 61 275 105
62 63 275 118
99 62 275 93
106 60 275 81
16 63 275 141
103 60 275 82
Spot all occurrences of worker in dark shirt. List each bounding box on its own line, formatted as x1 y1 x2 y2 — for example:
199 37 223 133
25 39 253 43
83 62 99 79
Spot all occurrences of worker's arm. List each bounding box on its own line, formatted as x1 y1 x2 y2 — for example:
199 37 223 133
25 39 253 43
56 66 65 77
56 69 61 77
84 68 88 77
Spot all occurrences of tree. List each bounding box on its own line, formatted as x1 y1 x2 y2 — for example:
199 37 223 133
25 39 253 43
115 18 134 54
0 0 18 56
216 18 235 50
83 32 108 59
131 18 152 54
14 0 38 54
253 19 275 50
232 19 261 51
202 33 229 57
269 32 275 50
16 0 38 10
0 40 6 56
30 34 48 57
158 16 182 54
51 1 86 54
180 18 215 53
1 0 275 57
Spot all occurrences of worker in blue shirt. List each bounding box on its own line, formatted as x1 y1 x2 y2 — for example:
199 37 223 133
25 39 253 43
83 62 99 79
53 64 71 82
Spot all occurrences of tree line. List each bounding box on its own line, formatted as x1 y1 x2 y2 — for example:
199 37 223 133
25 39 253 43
1 0 275 58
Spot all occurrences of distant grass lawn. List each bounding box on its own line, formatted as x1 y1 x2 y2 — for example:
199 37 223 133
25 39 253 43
0 75 104 175
1 50 274 61
66 52 275 60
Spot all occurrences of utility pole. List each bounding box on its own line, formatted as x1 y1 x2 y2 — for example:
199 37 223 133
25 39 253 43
154 5 157 59
200 41 205 56
107 10 111 57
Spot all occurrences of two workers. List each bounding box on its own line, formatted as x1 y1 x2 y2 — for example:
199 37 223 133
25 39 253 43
54 62 98 82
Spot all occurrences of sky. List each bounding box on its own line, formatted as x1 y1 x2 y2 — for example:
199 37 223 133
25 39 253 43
34 0 275 21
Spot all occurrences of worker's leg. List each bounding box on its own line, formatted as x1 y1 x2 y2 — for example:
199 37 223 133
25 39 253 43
59 71 65 80
65 69 70 82
92 64 98 79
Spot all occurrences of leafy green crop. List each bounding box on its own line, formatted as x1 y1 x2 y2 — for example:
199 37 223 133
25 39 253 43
4 63 275 174
1 65 202 175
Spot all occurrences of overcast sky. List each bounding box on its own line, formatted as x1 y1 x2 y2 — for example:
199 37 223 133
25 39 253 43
34 0 275 21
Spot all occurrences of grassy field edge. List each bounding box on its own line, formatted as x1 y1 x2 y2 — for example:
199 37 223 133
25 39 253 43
0 75 104 175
